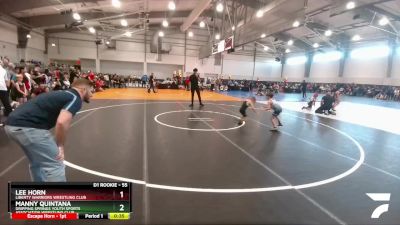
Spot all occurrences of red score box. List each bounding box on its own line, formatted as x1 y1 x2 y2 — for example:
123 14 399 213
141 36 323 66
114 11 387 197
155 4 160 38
11 213 78 220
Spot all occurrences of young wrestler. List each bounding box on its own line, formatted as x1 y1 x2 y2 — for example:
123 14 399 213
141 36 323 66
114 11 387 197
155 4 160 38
238 96 257 125
302 92 318 110
264 93 283 131
332 90 341 111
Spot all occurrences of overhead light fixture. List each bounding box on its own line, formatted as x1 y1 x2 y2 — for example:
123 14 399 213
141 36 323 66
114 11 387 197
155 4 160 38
199 21 205 28
231 26 235 31
352 34 361 41
51 43 56 47
379 17 389 26
263 46 269 51
106 40 110 45
293 20 300 27
158 31 165 37
112 0 121 8
313 43 319 48
188 31 193 37
285 49 291 53
346 1 355 10
324 29 332 36
288 39 294 46
215 33 220 40
124 31 132 37
120 19 128 27
216 2 223 12
260 33 266 38
88 27 96 33
168 1 176 10
73 12 81 21
162 19 169 27
256 10 263 18
26 34 31 39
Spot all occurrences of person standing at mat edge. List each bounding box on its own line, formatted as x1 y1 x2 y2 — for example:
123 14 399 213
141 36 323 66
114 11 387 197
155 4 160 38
4 79 93 182
0 61 13 126
301 80 307 99
147 73 156 93
189 68 204 107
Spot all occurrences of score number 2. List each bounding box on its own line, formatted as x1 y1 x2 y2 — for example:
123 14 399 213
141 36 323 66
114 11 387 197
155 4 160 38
119 191 125 211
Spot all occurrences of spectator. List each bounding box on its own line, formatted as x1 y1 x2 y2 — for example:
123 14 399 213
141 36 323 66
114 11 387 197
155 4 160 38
0 61 13 124
15 74 28 104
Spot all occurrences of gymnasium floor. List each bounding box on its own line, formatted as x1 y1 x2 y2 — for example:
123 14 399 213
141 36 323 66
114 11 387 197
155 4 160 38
1 88 400 225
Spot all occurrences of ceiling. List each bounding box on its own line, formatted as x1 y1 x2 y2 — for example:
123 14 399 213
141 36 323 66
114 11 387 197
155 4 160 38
1 0 400 57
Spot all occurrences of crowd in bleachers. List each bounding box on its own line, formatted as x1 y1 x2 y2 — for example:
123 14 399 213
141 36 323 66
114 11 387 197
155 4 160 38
208 79 400 101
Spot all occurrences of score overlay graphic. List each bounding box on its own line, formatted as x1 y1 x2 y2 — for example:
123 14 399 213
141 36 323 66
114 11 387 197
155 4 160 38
8 182 132 220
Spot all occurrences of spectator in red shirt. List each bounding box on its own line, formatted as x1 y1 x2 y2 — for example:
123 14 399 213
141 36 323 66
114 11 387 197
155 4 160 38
88 71 95 81
95 78 104 92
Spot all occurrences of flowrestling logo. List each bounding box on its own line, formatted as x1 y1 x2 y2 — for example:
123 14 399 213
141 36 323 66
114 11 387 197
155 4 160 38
366 193 391 219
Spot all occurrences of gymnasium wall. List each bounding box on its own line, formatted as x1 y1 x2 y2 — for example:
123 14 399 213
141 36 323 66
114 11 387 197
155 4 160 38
0 21 46 63
45 33 400 85
0 20 18 62
1 19 400 85
391 49 400 85
100 60 143 75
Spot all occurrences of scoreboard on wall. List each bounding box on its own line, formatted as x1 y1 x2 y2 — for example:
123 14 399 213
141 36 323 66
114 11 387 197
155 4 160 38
8 182 132 220
212 35 234 55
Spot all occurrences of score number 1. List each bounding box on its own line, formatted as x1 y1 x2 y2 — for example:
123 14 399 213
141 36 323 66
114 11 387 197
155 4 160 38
119 191 125 211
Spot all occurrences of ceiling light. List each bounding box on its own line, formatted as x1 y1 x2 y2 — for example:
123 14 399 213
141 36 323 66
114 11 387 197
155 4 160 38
285 49 291 53
124 32 132 37
352 34 361 41
158 31 164 37
346 1 355 10
199 21 205 28
256 10 263 18
215 33 220 40
51 43 56 47
231 26 235 31
72 12 81 21
216 2 223 12
288 39 294 46
106 41 110 45
168 1 176 10
26 34 31 39
264 46 269 51
88 27 96 33
379 17 389 26
324 29 332 36
112 0 121 8
293 20 300 27
162 19 169 27
120 19 128 27
313 43 319 48
260 33 266 38
188 31 193 37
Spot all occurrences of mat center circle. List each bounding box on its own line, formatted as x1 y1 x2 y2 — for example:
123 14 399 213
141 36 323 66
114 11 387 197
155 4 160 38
154 110 245 131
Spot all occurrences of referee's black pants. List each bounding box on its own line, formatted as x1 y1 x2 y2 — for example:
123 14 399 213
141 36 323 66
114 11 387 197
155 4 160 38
191 86 202 105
